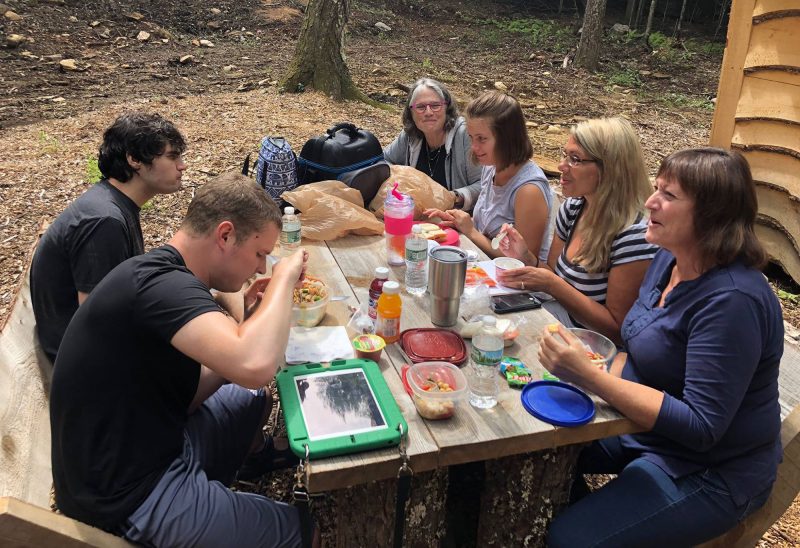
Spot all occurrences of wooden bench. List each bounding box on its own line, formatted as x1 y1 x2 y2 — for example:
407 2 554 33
0 497 132 548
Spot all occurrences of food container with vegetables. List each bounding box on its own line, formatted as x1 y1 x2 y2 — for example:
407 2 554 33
402 361 468 420
292 276 329 327
566 327 616 370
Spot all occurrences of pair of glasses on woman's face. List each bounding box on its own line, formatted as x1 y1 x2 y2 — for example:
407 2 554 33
561 149 600 168
411 102 445 113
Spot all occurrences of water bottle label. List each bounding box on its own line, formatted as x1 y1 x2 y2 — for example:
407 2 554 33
471 347 503 366
405 248 427 262
283 229 301 244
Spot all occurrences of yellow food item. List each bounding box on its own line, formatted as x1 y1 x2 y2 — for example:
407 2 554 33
417 223 448 241
547 324 560 333
413 395 455 420
292 276 327 305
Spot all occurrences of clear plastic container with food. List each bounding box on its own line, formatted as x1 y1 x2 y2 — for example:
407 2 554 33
292 276 329 327
567 327 616 370
405 361 468 420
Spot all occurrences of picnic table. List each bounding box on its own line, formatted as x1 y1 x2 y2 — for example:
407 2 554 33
282 233 643 546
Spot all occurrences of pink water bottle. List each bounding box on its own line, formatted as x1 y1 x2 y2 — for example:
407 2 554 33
384 184 415 266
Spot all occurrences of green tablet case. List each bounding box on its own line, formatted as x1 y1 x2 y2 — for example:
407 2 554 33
276 358 408 459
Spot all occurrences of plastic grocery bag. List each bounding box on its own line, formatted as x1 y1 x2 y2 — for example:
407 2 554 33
369 165 455 219
281 180 385 241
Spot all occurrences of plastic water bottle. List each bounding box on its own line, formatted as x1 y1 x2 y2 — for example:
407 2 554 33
280 207 301 252
405 225 428 295
469 316 503 409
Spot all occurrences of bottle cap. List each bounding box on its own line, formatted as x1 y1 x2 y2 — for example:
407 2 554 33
284 207 295 215
412 225 423 234
383 281 400 294
375 266 389 279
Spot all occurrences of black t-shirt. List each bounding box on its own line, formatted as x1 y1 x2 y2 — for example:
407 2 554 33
415 141 448 188
50 245 221 531
30 179 144 361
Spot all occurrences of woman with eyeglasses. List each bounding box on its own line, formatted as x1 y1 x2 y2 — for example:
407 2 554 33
497 117 657 343
424 91 554 261
541 148 782 546
384 78 482 210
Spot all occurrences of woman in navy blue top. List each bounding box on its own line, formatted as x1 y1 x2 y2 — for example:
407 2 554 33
540 148 783 547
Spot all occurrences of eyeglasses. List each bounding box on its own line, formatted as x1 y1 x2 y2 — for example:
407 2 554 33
561 149 599 168
411 102 445 113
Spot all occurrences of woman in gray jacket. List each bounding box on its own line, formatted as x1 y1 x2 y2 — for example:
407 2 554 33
384 78 482 211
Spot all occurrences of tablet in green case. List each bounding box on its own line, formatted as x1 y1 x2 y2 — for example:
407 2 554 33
276 359 408 459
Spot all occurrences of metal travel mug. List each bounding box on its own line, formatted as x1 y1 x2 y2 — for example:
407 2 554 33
428 246 467 327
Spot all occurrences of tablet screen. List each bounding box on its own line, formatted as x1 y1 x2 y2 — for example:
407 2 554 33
294 369 388 441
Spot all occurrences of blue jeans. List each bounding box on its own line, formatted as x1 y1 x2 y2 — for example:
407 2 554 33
547 437 772 548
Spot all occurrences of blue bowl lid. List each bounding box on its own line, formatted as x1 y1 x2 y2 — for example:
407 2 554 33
520 380 595 427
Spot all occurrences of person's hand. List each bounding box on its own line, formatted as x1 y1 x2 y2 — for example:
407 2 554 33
424 208 455 224
496 266 556 293
273 247 308 287
446 209 475 234
243 276 271 318
537 324 597 385
498 224 530 260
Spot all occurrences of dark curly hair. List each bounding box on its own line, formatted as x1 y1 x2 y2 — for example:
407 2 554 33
401 78 459 141
98 112 186 182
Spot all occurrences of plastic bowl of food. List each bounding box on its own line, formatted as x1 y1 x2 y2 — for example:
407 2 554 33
567 327 616 371
493 256 525 273
292 276 329 327
405 361 468 420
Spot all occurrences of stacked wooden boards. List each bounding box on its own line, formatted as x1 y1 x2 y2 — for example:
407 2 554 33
710 0 800 282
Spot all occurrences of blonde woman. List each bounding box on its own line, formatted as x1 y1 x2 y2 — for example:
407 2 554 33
497 117 657 342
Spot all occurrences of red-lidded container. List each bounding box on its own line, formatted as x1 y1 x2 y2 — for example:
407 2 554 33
399 328 468 366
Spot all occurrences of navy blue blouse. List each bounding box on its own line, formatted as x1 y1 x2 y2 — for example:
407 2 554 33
619 249 783 505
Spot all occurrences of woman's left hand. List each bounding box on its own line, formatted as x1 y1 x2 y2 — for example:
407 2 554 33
538 324 597 384
496 266 556 293
444 209 475 234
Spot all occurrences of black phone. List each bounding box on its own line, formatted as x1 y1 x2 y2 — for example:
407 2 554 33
491 293 543 314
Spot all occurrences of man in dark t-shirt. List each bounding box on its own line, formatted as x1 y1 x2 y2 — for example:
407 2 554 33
30 112 187 362
51 173 315 547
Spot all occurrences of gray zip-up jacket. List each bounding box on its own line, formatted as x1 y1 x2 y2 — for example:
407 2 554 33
383 116 482 211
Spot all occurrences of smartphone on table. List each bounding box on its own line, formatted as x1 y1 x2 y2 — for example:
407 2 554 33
491 292 543 314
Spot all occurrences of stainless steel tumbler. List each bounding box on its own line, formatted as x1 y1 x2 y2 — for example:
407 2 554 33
428 246 467 327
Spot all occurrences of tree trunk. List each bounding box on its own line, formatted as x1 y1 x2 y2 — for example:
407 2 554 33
676 0 688 32
634 0 646 29
574 0 607 71
282 0 370 103
625 0 637 26
644 0 658 36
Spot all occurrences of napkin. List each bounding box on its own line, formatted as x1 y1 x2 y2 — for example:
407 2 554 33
285 326 355 364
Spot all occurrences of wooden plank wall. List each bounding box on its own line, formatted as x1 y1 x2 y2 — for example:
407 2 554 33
710 0 800 282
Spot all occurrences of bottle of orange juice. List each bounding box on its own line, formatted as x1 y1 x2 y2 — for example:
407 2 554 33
376 281 402 344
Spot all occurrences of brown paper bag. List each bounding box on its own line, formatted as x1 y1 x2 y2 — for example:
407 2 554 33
369 165 456 219
281 181 385 241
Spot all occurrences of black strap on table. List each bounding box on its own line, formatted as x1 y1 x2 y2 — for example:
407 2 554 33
292 445 314 548
393 424 413 548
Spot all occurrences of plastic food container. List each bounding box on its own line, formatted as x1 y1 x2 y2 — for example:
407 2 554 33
404 361 468 420
352 334 385 362
492 256 524 272
399 328 468 366
567 327 616 370
292 290 329 327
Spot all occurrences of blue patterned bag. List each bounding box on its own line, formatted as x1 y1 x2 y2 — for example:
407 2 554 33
244 137 297 204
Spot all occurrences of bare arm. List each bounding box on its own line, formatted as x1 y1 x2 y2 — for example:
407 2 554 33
539 325 662 429
77 291 90 305
189 365 227 412
510 184 549 263
170 250 306 389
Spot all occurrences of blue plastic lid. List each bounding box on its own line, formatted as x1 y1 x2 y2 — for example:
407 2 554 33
520 380 595 427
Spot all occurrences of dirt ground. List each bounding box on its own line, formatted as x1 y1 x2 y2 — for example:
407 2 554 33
1 0 798 544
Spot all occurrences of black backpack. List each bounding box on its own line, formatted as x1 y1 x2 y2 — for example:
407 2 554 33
296 122 389 205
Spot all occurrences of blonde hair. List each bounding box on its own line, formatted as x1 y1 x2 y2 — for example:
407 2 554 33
571 117 652 272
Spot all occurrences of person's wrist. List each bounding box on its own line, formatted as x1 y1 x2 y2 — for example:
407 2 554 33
453 191 464 209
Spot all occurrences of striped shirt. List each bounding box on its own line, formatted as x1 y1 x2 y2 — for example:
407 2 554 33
555 197 658 305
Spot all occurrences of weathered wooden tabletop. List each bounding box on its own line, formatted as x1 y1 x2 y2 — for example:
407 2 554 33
287 234 642 493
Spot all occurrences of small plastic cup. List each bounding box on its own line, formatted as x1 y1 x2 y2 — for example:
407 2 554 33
352 334 386 362
493 257 525 287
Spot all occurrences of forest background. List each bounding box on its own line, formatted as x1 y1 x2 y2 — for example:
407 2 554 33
0 0 797 544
